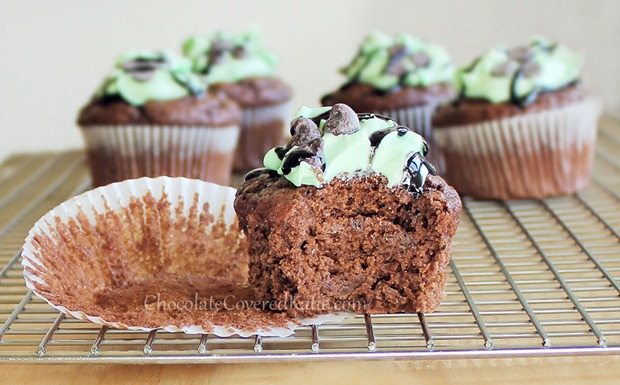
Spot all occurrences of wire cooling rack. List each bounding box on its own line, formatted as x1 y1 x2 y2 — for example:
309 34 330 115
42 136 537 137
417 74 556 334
1 118 619 364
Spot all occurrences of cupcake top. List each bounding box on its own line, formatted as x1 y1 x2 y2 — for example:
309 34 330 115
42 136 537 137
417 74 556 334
247 103 435 195
78 51 241 127
458 38 583 106
341 32 455 91
96 51 206 106
183 29 278 84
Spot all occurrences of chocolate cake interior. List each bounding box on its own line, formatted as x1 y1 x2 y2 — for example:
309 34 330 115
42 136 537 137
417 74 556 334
235 173 461 317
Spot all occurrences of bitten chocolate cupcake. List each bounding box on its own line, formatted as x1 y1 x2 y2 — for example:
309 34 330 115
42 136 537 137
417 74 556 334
78 51 242 187
235 104 461 317
183 29 293 172
433 38 602 200
321 32 455 143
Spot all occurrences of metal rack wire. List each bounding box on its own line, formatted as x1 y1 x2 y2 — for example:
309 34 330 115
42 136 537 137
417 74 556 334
0 118 619 364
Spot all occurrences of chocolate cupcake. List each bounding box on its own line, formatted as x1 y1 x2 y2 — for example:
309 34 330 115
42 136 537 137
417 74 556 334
321 32 455 149
78 51 242 187
235 104 461 317
183 29 293 172
433 38 602 200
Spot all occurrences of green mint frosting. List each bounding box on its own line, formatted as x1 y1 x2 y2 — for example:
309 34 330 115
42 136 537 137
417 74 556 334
182 28 278 84
261 105 431 190
458 38 583 104
97 51 205 106
342 32 455 91
371 131 424 186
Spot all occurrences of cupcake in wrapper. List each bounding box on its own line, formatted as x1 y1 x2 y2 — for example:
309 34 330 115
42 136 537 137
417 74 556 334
183 29 293 172
77 51 242 187
321 32 456 168
21 177 353 337
433 38 602 200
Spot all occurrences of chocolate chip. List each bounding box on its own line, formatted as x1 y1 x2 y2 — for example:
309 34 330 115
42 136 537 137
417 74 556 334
232 46 248 59
324 104 361 135
288 118 321 146
211 39 234 52
508 46 532 63
122 60 164 82
307 137 324 155
411 52 431 68
386 44 409 76
521 60 541 78
491 60 519 77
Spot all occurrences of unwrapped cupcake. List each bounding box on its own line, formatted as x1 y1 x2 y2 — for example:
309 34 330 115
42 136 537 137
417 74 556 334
77 51 242 187
321 32 455 141
235 104 461 316
433 38 602 200
183 29 293 172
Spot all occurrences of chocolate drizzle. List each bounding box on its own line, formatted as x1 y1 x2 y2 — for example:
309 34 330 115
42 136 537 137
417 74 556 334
355 112 394 121
460 42 567 107
403 152 437 196
281 149 319 174
201 37 250 76
244 168 278 181
274 146 288 160
369 128 396 147
100 53 205 102
254 104 435 196
122 57 166 82
343 40 441 93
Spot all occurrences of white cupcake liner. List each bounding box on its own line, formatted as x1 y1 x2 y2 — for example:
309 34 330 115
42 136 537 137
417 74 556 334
378 104 437 141
21 176 353 337
80 125 240 186
240 101 292 132
235 101 292 171
433 98 602 199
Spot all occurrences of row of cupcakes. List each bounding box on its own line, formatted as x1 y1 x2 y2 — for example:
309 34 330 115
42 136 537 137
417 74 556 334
78 29 293 187
77 30 601 200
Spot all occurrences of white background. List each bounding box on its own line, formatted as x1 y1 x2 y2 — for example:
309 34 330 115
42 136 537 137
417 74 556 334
1 0 619 161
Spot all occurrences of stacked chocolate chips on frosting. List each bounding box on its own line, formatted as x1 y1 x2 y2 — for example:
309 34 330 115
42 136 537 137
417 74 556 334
247 103 437 196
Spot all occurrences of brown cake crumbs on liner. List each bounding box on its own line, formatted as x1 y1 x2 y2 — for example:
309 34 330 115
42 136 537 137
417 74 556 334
27 192 296 333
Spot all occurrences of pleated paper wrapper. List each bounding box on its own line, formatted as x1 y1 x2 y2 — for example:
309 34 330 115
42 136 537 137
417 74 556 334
433 98 602 200
80 125 240 187
21 177 353 337
234 101 292 171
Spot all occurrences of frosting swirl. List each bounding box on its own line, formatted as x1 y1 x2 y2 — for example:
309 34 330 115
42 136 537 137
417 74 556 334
251 104 435 195
341 32 455 91
97 51 205 106
182 29 278 84
458 38 583 105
